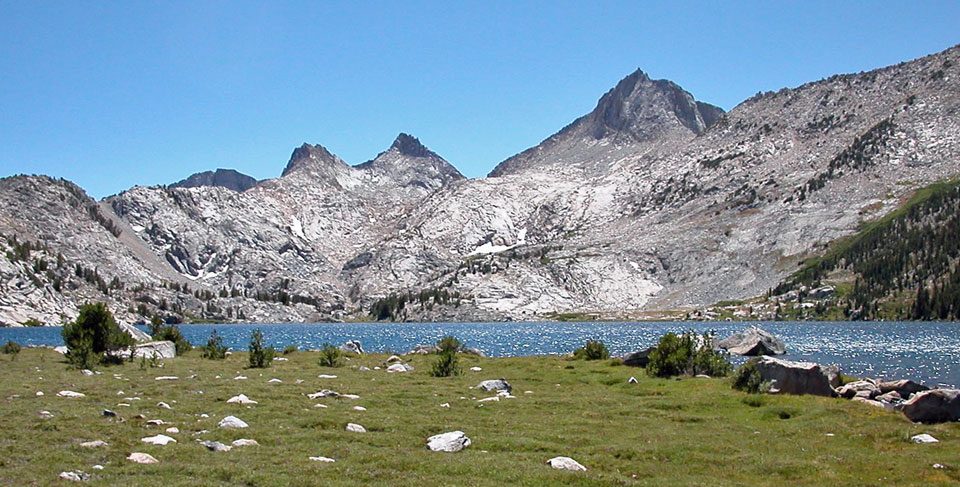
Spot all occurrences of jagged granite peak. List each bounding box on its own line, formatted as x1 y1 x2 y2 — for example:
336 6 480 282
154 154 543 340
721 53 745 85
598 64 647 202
390 133 435 158
170 169 259 192
281 143 349 177
489 68 724 177
357 133 465 190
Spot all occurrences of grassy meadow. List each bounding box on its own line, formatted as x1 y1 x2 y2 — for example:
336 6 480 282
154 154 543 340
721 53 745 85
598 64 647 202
0 348 957 486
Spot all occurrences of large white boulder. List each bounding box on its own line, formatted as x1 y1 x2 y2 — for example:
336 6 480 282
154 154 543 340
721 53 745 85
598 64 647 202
426 431 471 452
717 326 786 356
547 456 587 471
218 415 249 429
130 341 176 359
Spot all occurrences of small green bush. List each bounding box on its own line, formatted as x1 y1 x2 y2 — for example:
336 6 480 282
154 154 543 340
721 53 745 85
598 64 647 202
573 339 610 360
318 343 343 367
153 324 192 355
3 340 21 358
732 359 763 394
431 335 463 377
282 345 298 355
248 329 275 368
200 329 227 360
430 349 462 377
60 302 134 369
436 335 462 354
22 318 42 327
647 331 731 378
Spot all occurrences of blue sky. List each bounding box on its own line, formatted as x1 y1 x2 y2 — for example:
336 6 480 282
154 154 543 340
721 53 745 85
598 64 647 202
1 1 958 198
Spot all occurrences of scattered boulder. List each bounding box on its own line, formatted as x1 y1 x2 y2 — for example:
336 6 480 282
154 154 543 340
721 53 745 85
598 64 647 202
822 365 842 389
837 380 880 399
470 367 482 372
101 409 117 417
226 394 257 405
851 396 885 408
218 416 249 429
426 431 471 452
386 363 413 373
546 456 587 472
165 427 179 434
912 434 939 444
79 440 108 448
232 439 258 447
38 410 54 418
879 379 930 399
126 452 159 464
309 456 335 463
267 379 282 383
81 369 94 376
462 347 486 357
717 327 786 356
308 390 340 399
876 391 903 403
199 440 232 452
154 376 178 381
57 390 85 398
339 340 364 355
902 389 960 424
141 434 176 446
156 402 172 409
753 357 837 397
59 471 90 482
628 377 638 384
317 374 338 379
620 346 656 367
119 322 151 342
345 423 366 433
385 355 402 363
477 379 512 393
405 345 438 355
808 285 836 299
129 341 176 359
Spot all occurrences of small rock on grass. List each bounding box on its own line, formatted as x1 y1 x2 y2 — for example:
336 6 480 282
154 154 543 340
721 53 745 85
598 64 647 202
628 377 638 384
345 423 366 433
39 410 54 418
477 379 511 393
317 374 337 379
232 439 258 447
157 402 172 409
218 416 249 429
154 376 178 381
469 367 482 372
199 440 232 452
79 440 108 448
57 390 85 398
226 394 257 405
352 406 367 411
59 471 90 482
165 427 179 434
127 452 159 464
309 456 335 463
547 456 587 471
141 434 177 446
427 431 471 452
912 434 939 443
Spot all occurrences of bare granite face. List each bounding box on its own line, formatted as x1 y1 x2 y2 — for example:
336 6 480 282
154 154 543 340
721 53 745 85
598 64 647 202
1 44 959 325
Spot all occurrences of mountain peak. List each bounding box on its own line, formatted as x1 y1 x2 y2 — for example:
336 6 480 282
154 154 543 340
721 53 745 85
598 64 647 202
281 143 347 177
390 133 435 158
170 168 259 192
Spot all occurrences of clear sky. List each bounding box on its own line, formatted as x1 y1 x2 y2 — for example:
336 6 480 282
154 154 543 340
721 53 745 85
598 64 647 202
1 1 958 198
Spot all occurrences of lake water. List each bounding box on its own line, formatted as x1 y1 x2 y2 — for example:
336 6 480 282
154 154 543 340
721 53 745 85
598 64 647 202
3 321 959 388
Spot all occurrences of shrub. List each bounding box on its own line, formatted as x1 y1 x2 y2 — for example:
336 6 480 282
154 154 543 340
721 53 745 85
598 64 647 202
732 359 763 394
3 340 21 358
436 335 463 354
431 349 462 377
60 302 134 369
647 331 731 378
431 335 463 377
22 318 42 327
248 329 275 368
318 343 343 367
148 315 164 336
282 345 298 355
200 329 227 360
573 339 610 360
153 324 192 355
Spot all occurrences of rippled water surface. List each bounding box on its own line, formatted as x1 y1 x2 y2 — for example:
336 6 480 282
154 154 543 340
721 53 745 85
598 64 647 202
3 321 958 387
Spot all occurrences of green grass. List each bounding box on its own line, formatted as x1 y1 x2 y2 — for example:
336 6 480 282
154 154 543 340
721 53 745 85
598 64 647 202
1 349 958 486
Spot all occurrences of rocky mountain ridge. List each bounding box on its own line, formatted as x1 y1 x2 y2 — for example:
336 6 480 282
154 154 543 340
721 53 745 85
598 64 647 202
1 44 958 326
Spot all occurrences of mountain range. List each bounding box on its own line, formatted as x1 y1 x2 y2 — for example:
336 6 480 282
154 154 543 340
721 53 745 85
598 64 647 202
1 43 958 326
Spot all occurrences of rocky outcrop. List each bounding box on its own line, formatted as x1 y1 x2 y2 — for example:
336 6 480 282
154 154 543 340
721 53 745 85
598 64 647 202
620 346 656 367
477 379 512 393
170 169 259 192
129 341 175 359
717 327 785 356
901 389 960 423
753 356 837 397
